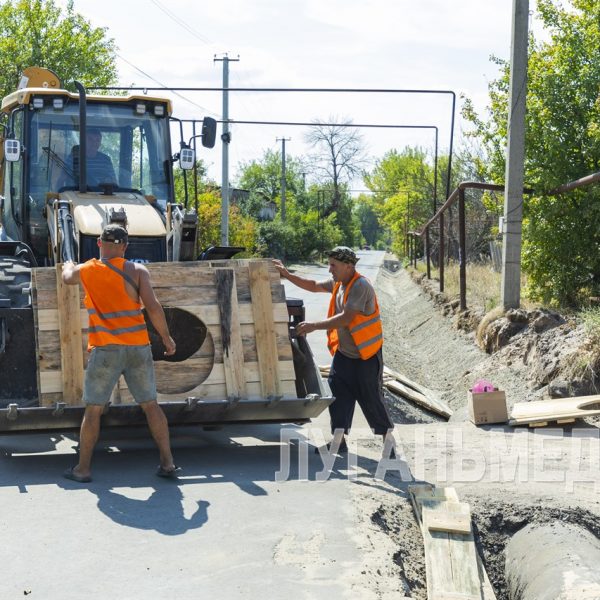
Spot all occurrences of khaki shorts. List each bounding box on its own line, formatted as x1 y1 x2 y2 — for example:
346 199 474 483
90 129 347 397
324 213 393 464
83 344 157 405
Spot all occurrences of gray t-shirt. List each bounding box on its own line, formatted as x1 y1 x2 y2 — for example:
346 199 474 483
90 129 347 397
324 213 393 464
321 275 376 358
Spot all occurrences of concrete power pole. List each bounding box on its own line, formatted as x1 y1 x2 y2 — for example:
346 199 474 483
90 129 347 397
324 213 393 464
276 137 291 222
501 0 529 309
214 54 239 246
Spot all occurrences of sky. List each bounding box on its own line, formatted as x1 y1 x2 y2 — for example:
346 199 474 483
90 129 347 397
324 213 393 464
57 0 542 190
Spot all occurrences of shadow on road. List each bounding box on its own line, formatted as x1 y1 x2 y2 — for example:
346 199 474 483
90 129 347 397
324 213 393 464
0 423 414 533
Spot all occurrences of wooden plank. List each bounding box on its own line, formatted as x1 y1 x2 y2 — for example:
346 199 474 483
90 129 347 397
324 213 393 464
383 365 444 403
385 378 453 419
55 266 84 405
215 268 247 400
409 486 487 600
36 302 290 330
249 261 281 399
425 508 472 535
509 395 600 426
421 501 482 600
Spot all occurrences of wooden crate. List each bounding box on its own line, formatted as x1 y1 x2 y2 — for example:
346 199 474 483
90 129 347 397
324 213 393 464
32 259 297 406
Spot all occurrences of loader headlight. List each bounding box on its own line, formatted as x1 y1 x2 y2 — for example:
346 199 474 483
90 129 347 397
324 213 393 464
153 105 165 117
32 97 44 109
135 103 146 115
52 98 64 110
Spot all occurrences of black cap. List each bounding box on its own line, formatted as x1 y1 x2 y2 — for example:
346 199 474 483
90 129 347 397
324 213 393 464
100 224 128 244
327 246 359 265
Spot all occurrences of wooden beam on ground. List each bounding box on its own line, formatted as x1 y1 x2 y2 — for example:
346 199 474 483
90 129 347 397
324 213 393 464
319 363 453 418
55 265 84 405
249 261 282 399
509 395 600 427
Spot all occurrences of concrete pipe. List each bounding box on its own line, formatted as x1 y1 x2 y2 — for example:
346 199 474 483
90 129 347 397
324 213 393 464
505 521 600 600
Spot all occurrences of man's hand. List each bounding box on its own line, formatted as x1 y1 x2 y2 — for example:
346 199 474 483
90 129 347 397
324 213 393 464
162 335 176 356
61 260 81 285
296 321 317 336
271 259 288 279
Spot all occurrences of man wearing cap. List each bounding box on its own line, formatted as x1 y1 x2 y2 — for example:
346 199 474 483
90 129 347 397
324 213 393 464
61 224 179 483
273 247 394 454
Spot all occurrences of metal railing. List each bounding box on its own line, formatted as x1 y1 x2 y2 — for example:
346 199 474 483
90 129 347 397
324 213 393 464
408 171 600 311
409 182 506 311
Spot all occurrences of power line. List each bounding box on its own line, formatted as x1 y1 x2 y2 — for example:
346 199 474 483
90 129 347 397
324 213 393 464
149 0 213 44
115 53 218 117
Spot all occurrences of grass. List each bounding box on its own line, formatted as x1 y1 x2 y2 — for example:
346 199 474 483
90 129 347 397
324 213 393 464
412 260 539 312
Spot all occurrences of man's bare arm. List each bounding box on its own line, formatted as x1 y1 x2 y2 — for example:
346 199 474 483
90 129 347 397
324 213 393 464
137 266 176 356
61 261 81 285
272 259 329 293
295 306 360 336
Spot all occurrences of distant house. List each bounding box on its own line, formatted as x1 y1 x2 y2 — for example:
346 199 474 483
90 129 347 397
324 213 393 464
258 201 277 221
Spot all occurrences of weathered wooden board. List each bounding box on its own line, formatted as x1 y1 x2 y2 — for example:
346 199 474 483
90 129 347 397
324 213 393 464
319 364 452 418
249 261 281 399
32 259 297 406
409 485 492 600
55 266 84 405
509 395 600 427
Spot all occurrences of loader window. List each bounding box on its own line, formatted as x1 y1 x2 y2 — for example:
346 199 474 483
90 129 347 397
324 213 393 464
27 101 173 201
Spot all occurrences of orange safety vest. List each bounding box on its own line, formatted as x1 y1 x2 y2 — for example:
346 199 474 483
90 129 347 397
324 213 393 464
326 271 383 360
79 258 150 350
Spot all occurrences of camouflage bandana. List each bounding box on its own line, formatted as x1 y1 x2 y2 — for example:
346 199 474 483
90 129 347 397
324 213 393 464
327 246 359 265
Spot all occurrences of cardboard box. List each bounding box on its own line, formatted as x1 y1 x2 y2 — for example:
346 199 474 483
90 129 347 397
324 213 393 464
468 390 508 425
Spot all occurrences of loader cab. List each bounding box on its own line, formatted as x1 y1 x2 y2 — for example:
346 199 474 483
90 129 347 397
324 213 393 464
1 90 175 262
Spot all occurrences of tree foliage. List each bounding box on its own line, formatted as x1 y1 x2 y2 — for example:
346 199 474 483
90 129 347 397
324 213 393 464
236 148 305 218
0 0 118 98
364 148 436 256
463 0 600 305
196 189 258 256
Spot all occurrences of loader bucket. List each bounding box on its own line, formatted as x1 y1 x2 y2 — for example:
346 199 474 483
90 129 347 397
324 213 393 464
0 259 333 432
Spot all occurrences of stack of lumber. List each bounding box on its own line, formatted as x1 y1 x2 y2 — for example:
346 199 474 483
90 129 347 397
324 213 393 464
318 364 452 419
32 259 297 406
409 484 496 600
509 395 600 427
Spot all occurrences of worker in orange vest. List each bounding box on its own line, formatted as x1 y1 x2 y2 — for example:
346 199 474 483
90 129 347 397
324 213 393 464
61 224 179 482
273 246 394 455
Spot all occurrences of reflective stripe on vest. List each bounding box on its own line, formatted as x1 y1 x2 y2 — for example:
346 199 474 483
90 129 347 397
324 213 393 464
326 271 383 360
79 257 150 350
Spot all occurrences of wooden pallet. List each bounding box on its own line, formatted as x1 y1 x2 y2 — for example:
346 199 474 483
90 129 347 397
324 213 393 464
32 259 297 406
509 395 600 427
409 484 496 600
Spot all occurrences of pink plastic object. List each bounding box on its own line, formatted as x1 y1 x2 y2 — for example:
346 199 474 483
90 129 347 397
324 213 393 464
472 379 495 393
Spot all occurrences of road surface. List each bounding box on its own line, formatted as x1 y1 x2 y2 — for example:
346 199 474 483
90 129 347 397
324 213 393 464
0 251 400 600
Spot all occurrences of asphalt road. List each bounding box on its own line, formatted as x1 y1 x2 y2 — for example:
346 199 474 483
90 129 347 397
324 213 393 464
0 251 391 600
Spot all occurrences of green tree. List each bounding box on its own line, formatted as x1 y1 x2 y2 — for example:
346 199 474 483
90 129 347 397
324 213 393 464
354 193 382 247
463 0 600 305
196 189 258 256
0 0 118 97
236 148 305 218
364 147 435 256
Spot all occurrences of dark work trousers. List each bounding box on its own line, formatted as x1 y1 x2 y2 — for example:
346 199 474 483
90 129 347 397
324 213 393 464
327 349 393 435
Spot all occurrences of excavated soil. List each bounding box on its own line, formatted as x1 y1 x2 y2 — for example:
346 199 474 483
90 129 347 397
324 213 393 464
359 265 600 600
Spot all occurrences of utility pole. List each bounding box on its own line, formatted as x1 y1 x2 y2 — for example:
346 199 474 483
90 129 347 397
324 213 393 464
501 0 529 309
214 53 239 246
276 137 291 222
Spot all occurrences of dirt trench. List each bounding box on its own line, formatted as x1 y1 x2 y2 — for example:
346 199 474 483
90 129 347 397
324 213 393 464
363 266 600 600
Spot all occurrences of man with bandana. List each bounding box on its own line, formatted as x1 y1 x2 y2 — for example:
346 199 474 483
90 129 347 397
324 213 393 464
273 246 394 455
